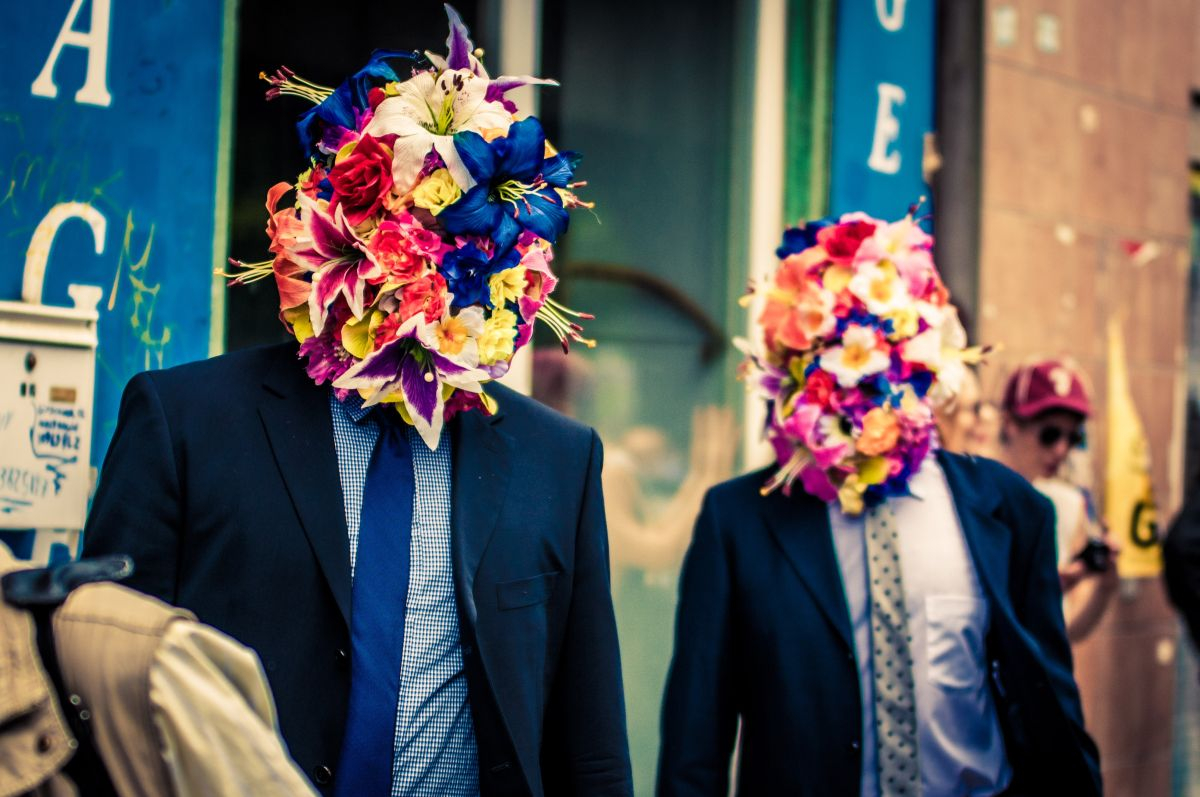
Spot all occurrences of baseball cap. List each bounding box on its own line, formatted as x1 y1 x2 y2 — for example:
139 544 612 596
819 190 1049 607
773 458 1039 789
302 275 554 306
1002 359 1092 420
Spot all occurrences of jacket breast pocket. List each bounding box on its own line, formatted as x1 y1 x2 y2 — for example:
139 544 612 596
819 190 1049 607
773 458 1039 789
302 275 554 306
496 571 559 610
925 594 988 691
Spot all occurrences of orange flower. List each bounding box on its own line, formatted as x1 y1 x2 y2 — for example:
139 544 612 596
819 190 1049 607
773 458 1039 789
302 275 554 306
856 407 901 456
760 275 835 352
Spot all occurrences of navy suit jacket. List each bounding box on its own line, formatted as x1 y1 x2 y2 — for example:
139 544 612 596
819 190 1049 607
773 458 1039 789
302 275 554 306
658 452 1101 796
82 342 632 796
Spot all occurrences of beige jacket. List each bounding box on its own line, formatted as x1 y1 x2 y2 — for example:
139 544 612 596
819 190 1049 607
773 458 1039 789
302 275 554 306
0 550 75 797
0 547 316 797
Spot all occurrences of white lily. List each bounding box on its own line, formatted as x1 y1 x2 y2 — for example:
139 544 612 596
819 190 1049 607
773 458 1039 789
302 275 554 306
819 325 891 388
848 261 911 316
366 69 513 195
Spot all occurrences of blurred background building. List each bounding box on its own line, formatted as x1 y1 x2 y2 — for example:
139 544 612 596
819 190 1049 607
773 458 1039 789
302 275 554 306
2 0 1199 793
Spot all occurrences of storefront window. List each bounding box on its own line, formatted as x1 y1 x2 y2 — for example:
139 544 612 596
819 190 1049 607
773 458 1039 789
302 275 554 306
537 0 748 789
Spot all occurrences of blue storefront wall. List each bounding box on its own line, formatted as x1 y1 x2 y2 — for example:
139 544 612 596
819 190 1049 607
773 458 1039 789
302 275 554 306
828 0 935 222
2 0 232 555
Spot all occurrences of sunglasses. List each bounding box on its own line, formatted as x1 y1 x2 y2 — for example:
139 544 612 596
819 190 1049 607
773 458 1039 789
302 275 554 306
1037 424 1085 449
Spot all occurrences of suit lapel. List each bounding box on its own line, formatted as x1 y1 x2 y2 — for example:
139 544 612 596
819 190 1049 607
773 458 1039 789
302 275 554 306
761 488 854 650
258 349 352 626
937 451 1012 606
449 403 515 629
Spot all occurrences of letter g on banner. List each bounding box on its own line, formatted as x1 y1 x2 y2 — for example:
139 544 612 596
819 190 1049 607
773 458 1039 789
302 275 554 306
24 203 108 305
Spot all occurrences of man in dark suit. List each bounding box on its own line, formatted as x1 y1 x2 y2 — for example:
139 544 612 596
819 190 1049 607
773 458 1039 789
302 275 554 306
658 451 1101 796
82 341 632 796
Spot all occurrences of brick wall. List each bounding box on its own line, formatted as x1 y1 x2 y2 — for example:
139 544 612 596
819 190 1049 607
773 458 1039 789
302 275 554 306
979 1 1195 793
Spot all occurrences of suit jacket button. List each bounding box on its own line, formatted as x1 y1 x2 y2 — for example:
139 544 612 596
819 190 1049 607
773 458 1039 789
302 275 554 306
462 643 474 657
313 765 333 785
335 648 349 666
850 740 861 752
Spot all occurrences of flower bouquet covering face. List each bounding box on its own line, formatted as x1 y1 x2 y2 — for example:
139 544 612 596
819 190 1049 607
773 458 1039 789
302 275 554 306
738 211 981 515
229 5 592 449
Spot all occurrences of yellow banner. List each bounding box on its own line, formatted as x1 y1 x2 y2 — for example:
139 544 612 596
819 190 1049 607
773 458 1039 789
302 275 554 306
1104 318 1161 577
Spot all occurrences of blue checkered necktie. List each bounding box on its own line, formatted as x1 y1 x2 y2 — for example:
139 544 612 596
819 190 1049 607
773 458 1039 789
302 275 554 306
335 413 413 796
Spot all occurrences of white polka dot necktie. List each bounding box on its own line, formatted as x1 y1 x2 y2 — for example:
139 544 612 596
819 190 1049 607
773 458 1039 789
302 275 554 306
866 503 921 796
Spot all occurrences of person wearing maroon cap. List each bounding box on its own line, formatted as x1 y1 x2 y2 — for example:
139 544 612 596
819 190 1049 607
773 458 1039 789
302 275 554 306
1000 359 1119 643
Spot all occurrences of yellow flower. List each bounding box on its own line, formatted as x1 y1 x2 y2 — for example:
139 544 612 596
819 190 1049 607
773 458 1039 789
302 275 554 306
838 475 866 515
489 267 527 308
283 305 314 343
858 456 889 486
411 168 462 215
434 316 470 356
823 264 854 294
788 355 812 383
896 383 924 414
478 308 518 365
343 310 390 359
885 306 919 339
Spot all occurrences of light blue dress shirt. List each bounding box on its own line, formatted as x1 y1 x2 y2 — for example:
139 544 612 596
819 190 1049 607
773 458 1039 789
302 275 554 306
827 456 1012 797
330 392 479 797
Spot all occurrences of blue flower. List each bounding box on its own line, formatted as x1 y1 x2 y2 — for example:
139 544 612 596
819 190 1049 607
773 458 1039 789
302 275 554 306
908 369 934 398
441 243 520 309
776 218 834 259
438 117 580 254
296 50 418 157
835 307 884 335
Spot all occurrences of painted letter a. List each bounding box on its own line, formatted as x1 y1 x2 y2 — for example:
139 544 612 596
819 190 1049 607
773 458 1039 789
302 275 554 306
31 0 113 108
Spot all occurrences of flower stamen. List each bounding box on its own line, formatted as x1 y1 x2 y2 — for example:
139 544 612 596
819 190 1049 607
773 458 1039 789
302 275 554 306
535 300 596 352
219 257 275 285
261 67 334 105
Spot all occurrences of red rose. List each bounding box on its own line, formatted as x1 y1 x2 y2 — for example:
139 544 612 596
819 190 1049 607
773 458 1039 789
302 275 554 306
399 273 449 323
328 134 394 226
803 368 836 408
816 220 876 263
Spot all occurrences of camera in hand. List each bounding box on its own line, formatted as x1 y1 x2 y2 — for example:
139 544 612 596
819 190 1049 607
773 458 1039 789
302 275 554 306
1075 536 1111 573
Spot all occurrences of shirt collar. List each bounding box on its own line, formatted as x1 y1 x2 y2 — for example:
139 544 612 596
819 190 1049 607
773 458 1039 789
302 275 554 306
905 451 942 501
336 390 374 424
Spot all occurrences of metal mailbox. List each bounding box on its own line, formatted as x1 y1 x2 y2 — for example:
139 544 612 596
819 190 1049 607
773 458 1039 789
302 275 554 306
0 279 102 532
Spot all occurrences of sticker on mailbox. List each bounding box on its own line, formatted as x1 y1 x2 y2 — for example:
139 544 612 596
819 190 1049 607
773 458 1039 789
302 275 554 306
1 346 94 531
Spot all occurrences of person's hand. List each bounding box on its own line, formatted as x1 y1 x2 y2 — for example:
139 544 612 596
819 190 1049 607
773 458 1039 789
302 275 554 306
1097 534 1121 589
1059 531 1120 592
1059 558 1091 591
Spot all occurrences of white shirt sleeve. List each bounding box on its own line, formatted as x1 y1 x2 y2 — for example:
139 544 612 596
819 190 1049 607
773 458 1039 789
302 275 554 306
148 619 319 797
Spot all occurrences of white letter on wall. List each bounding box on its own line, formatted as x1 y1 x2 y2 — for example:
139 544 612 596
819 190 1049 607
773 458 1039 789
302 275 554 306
867 83 906 175
31 0 113 107
875 0 907 31
24 203 108 305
